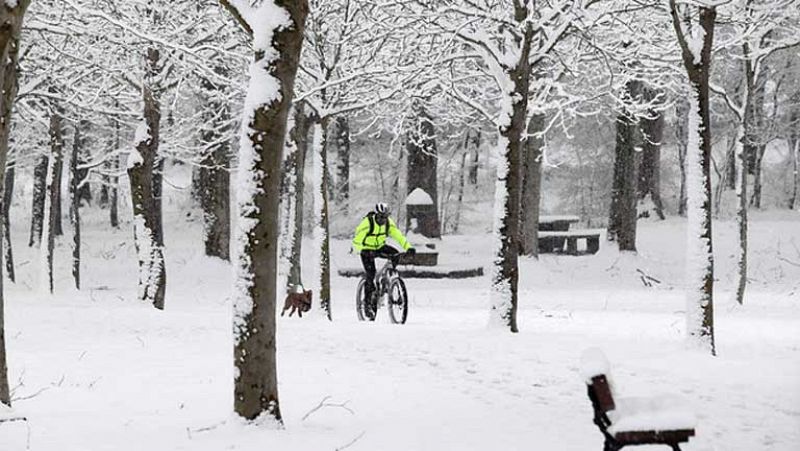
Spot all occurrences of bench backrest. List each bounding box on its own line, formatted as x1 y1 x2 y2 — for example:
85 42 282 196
587 374 616 412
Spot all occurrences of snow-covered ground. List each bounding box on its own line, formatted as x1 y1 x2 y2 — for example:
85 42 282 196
2 189 799 450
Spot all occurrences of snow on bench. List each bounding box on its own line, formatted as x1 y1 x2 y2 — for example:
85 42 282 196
580 348 696 450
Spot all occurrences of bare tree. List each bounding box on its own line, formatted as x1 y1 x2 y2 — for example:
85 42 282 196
69 121 85 290
0 0 30 406
669 0 716 355
220 0 308 423
638 88 666 220
608 79 641 252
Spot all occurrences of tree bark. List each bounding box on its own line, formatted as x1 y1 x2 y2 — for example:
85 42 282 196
675 99 689 217
791 138 799 210
406 105 441 238
52 136 64 238
334 115 350 214
724 134 736 191
3 166 14 283
670 0 716 355
638 89 666 220
288 102 310 290
128 47 166 310
490 11 532 333
69 122 85 290
467 129 480 185
45 109 65 295
75 124 91 206
109 119 120 229
520 111 544 257
29 155 48 247
0 0 29 407
199 73 231 261
750 145 765 208
222 0 308 423
312 118 332 320
608 80 641 252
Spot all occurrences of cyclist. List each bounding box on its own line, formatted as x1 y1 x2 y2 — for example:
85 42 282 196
352 202 415 318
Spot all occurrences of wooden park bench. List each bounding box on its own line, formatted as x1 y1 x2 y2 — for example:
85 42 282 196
580 349 696 451
539 229 602 255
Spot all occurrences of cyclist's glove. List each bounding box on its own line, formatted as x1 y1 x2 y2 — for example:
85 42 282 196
406 247 416 256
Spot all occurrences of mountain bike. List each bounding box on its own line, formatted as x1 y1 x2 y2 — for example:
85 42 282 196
356 253 409 324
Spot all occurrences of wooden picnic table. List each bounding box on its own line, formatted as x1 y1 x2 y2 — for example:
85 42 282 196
538 215 580 253
537 215 601 255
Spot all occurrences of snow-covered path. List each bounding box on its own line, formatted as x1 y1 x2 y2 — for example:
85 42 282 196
2 209 799 450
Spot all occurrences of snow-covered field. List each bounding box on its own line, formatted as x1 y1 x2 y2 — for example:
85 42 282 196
2 192 799 450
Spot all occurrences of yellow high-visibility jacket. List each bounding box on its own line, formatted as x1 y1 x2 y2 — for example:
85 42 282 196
352 213 411 252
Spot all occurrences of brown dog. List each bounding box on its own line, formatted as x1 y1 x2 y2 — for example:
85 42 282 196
281 289 312 318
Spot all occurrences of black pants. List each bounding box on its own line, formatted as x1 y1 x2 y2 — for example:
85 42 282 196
360 245 399 302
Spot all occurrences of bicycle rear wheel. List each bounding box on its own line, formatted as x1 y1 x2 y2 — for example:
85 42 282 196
387 278 408 324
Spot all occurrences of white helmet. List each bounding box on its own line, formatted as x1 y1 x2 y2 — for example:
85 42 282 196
374 202 389 215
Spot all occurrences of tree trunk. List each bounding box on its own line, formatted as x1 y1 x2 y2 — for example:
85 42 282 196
109 123 120 229
453 147 467 234
724 134 736 191
76 125 91 206
607 80 641 252
670 0 716 355
44 109 65 294
29 155 48 247
99 175 109 208
52 135 64 238
489 17 532 333
790 137 798 210
675 99 689 217
69 122 85 290
3 166 14 283
199 74 232 261
129 49 166 310
467 129 480 186
223 0 308 423
750 145 765 208
334 115 350 214
406 105 441 238
312 118 332 320
288 103 310 290
0 0 29 407
520 111 544 257
638 89 666 220
735 121 747 305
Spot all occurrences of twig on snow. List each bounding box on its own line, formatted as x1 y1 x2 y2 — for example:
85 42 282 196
636 268 661 287
301 396 355 422
186 420 228 440
12 386 50 402
335 431 366 451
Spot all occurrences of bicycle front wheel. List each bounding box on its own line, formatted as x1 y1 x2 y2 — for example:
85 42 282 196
387 278 408 324
356 278 368 321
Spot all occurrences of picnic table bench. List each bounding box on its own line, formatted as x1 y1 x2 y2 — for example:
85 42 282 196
537 215 601 255
580 349 696 451
539 229 602 255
